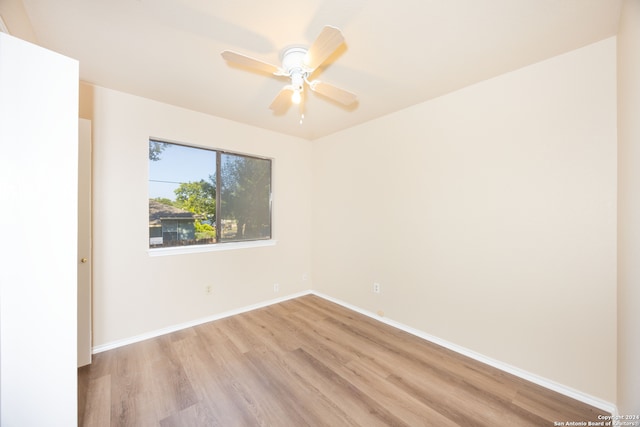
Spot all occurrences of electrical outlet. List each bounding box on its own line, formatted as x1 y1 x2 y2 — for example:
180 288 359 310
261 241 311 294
204 285 213 295
302 273 309 282
373 282 381 294
274 283 280 292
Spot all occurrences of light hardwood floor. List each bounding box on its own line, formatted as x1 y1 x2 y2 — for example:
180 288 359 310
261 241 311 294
78 294 608 426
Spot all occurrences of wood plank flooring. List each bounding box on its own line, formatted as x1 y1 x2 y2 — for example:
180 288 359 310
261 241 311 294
78 294 608 426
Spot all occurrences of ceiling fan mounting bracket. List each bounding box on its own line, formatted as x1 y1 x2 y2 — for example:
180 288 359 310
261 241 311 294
281 47 310 76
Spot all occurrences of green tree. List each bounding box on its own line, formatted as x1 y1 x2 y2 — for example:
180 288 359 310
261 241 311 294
149 141 169 161
174 178 216 222
151 197 175 207
194 221 216 241
221 155 270 239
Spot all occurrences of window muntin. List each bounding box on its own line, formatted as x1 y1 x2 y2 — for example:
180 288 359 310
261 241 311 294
148 140 271 249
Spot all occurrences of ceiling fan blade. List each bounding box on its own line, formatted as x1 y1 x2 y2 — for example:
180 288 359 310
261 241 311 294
269 86 294 113
304 26 345 71
309 80 357 106
221 50 281 75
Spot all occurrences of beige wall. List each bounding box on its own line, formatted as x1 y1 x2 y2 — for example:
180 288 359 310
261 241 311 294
617 0 640 415
83 84 313 346
312 38 617 402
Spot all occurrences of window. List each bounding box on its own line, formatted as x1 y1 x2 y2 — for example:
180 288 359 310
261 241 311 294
148 140 271 249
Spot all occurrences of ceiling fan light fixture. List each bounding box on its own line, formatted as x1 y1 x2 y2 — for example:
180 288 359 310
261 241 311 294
290 70 304 105
291 89 302 104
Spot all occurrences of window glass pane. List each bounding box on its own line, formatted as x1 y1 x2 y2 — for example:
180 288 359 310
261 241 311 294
148 141 217 248
220 153 271 242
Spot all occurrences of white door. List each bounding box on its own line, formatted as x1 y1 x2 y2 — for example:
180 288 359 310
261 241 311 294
78 118 92 367
1 31 79 426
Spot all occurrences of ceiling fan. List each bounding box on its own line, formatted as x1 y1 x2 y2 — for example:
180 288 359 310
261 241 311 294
221 26 357 114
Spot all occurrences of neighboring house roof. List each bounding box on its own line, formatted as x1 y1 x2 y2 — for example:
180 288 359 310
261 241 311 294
149 199 198 226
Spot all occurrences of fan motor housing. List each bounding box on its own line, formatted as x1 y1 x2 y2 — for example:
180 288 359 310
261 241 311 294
281 47 309 75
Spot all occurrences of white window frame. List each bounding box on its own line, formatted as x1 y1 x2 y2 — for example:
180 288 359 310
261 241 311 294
148 138 274 255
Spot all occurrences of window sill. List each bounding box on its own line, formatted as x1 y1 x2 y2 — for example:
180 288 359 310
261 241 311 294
148 239 276 257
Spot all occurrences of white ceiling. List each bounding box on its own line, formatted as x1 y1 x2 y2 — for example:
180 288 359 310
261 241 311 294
21 0 621 140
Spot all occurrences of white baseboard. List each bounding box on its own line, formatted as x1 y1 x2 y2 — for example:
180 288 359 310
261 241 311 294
91 290 312 354
92 289 617 415
309 291 617 416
